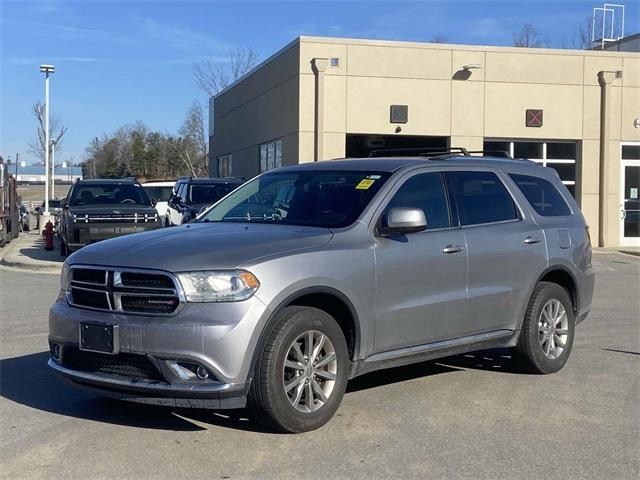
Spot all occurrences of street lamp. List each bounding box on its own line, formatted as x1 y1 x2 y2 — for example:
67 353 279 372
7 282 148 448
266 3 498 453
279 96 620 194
51 139 56 199
40 64 55 215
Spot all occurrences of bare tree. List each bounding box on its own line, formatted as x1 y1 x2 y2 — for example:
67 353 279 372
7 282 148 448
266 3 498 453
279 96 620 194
194 46 259 97
167 101 209 177
512 23 550 48
27 101 68 161
430 34 448 44
576 16 593 49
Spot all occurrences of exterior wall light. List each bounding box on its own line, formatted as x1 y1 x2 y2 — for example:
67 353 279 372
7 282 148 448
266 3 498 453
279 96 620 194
462 64 483 71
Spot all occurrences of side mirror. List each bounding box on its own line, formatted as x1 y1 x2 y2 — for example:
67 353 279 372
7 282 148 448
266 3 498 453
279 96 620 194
151 197 158 207
379 207 427 236
61 199 69 209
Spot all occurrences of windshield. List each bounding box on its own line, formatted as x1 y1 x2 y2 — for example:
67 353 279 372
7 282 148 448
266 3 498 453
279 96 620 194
199 170 390 228
190 184 240 204
143 186 174 202
69 183 151 206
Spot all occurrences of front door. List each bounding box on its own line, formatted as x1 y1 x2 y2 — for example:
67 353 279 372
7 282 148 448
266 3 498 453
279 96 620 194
373 171 468 353
620 157 640 246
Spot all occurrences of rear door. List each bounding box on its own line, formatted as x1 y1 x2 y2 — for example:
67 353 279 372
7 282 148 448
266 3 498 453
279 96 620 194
446 169 547 333
373 170 469 353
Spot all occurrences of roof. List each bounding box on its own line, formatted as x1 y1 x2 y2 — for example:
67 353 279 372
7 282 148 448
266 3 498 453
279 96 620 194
275 156 541 173
76 178 138 184
180 177 244 184
141 181 176 186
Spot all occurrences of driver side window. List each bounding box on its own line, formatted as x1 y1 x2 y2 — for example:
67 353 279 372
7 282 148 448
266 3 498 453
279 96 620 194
384 172 451 230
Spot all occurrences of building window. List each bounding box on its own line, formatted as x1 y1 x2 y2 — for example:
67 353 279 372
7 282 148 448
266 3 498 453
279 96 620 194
484 140 578 197
259 139 282 173
218 154 232 177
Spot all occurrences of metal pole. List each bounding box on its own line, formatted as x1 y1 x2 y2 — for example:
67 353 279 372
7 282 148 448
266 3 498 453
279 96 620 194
44 72 50 215
15 153 19 177
51 141 56 200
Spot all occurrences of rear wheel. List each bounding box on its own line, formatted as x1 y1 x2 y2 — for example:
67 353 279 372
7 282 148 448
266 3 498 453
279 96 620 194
248 306 349 433
513 282 575 374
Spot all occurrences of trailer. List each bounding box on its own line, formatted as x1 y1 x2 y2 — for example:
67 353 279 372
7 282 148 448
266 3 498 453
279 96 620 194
0 159 19 247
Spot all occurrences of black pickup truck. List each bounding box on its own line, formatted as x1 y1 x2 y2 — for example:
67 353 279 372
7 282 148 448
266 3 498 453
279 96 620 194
59 178 160 255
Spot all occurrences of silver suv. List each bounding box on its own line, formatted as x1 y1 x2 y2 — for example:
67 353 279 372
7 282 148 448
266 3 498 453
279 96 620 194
48 154 595 433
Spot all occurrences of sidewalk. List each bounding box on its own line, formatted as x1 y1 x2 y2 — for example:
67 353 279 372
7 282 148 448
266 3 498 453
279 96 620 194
0 229 64 274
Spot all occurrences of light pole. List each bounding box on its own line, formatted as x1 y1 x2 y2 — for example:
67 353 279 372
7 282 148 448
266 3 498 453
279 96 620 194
51 139 56 199
40 64 55 215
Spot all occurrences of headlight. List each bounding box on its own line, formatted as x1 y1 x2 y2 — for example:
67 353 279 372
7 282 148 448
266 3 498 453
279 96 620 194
60 263 70 291
176 270 259 302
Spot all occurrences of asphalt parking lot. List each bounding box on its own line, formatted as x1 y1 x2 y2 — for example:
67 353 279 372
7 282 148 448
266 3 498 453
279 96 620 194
0 252 638 480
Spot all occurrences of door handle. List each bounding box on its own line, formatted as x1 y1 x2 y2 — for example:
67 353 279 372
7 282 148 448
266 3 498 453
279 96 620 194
442 245 464 254
523 236 542 245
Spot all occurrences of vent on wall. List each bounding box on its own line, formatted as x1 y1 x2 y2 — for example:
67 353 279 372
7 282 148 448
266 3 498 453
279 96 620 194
390 105 408 124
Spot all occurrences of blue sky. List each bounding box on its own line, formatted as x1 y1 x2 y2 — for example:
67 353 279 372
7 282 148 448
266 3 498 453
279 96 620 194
1 0 638 165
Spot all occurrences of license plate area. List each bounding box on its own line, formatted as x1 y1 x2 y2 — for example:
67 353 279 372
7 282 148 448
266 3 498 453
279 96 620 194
79 323 119 354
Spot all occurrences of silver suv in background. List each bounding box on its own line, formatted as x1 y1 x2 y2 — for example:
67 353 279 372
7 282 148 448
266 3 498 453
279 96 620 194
48 152 594 433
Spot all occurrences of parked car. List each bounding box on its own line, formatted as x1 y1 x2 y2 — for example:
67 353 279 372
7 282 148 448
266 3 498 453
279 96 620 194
166 177 244 226
142 181 175 227
48 153 594 433
34 198 63 230
58 178 161 255
19 204 30 232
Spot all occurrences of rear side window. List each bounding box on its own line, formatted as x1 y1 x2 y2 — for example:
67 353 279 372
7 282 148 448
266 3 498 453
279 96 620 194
385 172 451 229
447 171 519 226
509 174 571 216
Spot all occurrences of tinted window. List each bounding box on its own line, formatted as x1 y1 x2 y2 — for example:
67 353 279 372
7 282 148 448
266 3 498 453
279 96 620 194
143 186 174 202
200 171 390 228
384 173 450 229
69 183 150 206
509 174 571 216
190 184 239 204
448 171 519 225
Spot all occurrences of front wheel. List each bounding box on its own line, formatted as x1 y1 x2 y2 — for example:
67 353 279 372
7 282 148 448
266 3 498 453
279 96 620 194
513 282 575 374
248 306 349 433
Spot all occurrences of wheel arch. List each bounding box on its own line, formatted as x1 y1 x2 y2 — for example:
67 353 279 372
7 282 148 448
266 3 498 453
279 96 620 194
249 286 361 377
536 265 580 315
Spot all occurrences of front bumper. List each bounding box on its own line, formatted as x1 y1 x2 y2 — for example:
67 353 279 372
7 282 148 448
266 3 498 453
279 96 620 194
67 222 161 248
48 358 249 408
48 294 270 408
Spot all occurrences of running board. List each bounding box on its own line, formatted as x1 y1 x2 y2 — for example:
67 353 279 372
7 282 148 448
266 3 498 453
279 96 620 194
350 329 514 378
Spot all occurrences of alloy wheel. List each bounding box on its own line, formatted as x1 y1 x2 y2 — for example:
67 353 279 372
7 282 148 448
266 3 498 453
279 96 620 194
283 330 337 413
538 299 569 360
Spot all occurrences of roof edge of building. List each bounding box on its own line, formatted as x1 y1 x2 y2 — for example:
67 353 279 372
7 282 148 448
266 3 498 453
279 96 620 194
297 34 640 57
213 36 302 100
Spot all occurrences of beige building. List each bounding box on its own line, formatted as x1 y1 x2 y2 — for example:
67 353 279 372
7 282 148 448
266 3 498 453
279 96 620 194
209 36 640 247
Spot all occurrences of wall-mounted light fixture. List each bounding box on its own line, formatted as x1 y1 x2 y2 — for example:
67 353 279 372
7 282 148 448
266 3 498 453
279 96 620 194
462 64 483 71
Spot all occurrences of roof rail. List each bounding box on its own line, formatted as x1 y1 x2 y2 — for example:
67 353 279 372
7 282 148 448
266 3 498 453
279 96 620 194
178 176 193 181
369 147 469 158
467 150 513 159
122 176 137 181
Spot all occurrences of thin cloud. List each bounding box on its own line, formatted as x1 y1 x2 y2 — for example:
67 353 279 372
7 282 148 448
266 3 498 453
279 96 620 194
7 56 103 65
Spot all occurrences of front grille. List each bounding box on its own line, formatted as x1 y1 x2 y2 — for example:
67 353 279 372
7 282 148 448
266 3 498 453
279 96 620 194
73 213 158 224
62 346 165 381
68 267 181 315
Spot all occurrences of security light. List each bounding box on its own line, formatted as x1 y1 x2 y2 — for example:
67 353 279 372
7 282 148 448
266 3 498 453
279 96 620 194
462 64 483 71
40 64 55 73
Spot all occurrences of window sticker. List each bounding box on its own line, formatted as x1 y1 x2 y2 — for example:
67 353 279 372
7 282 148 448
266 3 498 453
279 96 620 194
356 179 375 190
368 175 382 180
631 187 639 199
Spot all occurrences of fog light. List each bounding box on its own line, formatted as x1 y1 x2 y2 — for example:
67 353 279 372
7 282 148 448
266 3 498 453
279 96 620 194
195 366 209 379
52 343 61 360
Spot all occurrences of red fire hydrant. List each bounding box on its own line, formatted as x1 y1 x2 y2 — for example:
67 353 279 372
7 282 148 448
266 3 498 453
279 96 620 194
43 221 54 251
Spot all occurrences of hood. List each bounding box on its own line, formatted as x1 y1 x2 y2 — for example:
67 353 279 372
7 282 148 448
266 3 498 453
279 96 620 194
69 204 157 214
68 222 333 271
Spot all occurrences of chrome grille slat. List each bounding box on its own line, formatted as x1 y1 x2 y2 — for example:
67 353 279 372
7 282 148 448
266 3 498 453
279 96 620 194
68 266 182 315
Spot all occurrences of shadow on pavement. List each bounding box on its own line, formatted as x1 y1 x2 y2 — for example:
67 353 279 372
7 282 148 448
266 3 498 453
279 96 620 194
0 348 524 433
0 351 205 431
438 348 525 374
14 235 64 263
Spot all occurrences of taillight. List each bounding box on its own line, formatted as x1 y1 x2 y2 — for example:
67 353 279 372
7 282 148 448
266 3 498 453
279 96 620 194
585 226 592 267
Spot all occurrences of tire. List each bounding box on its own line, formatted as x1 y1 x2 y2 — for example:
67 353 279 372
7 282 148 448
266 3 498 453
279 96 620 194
513 282 575 374
248 306 349 433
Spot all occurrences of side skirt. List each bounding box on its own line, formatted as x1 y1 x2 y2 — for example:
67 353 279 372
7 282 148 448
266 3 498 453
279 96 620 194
349 329 516 379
